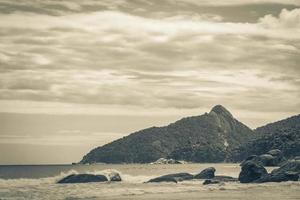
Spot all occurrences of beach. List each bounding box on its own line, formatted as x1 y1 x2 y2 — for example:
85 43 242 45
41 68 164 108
0 163 299 200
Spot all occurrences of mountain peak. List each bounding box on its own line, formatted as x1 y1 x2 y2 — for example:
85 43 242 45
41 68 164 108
209 105 233 118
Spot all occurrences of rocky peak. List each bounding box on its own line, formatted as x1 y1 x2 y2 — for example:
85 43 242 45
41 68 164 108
209 105 233 119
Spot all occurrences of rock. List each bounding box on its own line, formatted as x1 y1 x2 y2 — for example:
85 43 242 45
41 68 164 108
294 156 300 160
267 149 286 165
271 160 300 176
254 171 299 183
108 172 122 182
241 151 286 167
203 179 220 185
194 167 216 179
256 154 275 166
240 155 258 166
151 158 182 164
241 160 300 183
147 173 194 183
213 175 238 182
267 149 282 157
238 161 268 183
57 174 108 184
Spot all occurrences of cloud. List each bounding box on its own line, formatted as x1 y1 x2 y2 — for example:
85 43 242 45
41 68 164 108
0 2 299 120
259 8 300 28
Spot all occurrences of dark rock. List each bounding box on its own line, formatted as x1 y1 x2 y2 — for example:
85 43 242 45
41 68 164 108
108 172 122 182
254 172 299 183
147 173 194 183
294 156 300 160
271 160 300 176
57 174 108 184
267 149 282 157
240 155 258 166
255 154 275 166
242 160 300 183
241 151 285 167
214 175 238 182
238 161 268 183
203 179 220 185
194 167 216 179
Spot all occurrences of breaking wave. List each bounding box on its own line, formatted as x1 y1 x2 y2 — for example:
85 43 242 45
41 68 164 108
0 168 299 200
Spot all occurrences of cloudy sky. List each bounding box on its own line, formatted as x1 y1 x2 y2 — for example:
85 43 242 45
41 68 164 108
0 0 300 164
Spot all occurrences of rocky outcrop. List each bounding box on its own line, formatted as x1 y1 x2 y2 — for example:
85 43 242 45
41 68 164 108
194 167 216 179
240 149 286 167
146 173 194 183
238 161 268 183
230 114 300 162
239 160 300 183
150 158 182 164
57 174 108 184
271 160 300 175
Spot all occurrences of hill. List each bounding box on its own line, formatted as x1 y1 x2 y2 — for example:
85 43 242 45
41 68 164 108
230 114 300 162
80 105 255 164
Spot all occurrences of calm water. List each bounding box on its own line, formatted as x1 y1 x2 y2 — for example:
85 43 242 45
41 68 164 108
0 164 299 200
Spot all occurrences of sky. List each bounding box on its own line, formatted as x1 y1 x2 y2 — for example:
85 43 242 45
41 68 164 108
0 0 300 164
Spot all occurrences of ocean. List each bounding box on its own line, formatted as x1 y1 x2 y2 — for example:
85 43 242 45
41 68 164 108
0 163 299 200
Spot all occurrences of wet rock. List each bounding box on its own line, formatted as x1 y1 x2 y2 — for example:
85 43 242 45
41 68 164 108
203 179 220 185
213 175 238 182
147 173 194 183
238 161 268 183
108 172 122 182
57 174 108 184
254 171 299 183
194 167 216 179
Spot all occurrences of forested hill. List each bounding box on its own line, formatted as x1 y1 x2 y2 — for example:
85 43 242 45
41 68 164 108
230 114 300 161
80 105 255 164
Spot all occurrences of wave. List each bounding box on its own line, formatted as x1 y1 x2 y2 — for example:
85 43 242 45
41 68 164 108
0 171 299 200
0 168 157 186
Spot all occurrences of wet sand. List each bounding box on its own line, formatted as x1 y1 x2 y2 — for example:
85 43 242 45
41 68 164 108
101 181 300 200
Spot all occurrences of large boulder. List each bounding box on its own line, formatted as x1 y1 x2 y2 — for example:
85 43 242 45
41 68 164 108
240 150 286 167
244 160 300 183
238 161 268 183
108 172 122 182
57 174 108 184
194 167 216 179
147 173 194 183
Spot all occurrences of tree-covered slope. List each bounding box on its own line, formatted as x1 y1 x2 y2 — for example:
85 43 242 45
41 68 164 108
80 105 255 164
230 114 300 162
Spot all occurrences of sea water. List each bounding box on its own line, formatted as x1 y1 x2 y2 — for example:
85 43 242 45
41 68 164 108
0 164 299 200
